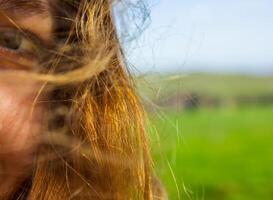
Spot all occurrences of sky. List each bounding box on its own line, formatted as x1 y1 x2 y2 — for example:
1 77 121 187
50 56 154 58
121 0 273 75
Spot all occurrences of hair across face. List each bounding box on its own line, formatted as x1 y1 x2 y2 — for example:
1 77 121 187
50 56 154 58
0 0 54 197
0 0 165 199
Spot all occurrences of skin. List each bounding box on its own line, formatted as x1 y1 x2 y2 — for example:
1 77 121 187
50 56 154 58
0 0 53 197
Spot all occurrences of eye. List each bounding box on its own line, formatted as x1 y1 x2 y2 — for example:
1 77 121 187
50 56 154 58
0 29 37 54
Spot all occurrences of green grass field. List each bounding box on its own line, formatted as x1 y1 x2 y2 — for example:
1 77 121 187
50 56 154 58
148 106 273 200
137 74 273 100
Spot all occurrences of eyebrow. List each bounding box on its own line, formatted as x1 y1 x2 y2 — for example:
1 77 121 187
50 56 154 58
0 0 48 16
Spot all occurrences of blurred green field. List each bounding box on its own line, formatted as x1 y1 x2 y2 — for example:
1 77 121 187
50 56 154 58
149 106 273 200
139 74 273 200
137 73 273 100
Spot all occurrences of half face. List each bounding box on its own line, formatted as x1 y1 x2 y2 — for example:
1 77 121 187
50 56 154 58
0 0 53 197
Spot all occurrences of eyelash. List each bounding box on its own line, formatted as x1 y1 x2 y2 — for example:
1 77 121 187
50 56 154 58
0 27 44 61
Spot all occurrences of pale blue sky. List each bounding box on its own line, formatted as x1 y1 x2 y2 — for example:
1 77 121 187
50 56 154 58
124 0 273 75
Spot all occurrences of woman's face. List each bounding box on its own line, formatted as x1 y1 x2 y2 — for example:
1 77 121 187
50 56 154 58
0 0 53 197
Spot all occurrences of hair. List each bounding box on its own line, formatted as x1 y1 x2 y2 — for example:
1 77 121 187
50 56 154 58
6 0 166 199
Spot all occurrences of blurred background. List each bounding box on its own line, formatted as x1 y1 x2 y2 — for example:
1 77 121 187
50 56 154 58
115 0 273 199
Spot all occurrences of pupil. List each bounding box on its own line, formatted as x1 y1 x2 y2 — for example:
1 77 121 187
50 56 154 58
0 31 22 50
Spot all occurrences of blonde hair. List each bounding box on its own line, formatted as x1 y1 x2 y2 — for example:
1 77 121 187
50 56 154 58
6 0 165 199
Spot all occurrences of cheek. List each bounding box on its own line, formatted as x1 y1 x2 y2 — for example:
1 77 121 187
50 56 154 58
0 82 42 172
